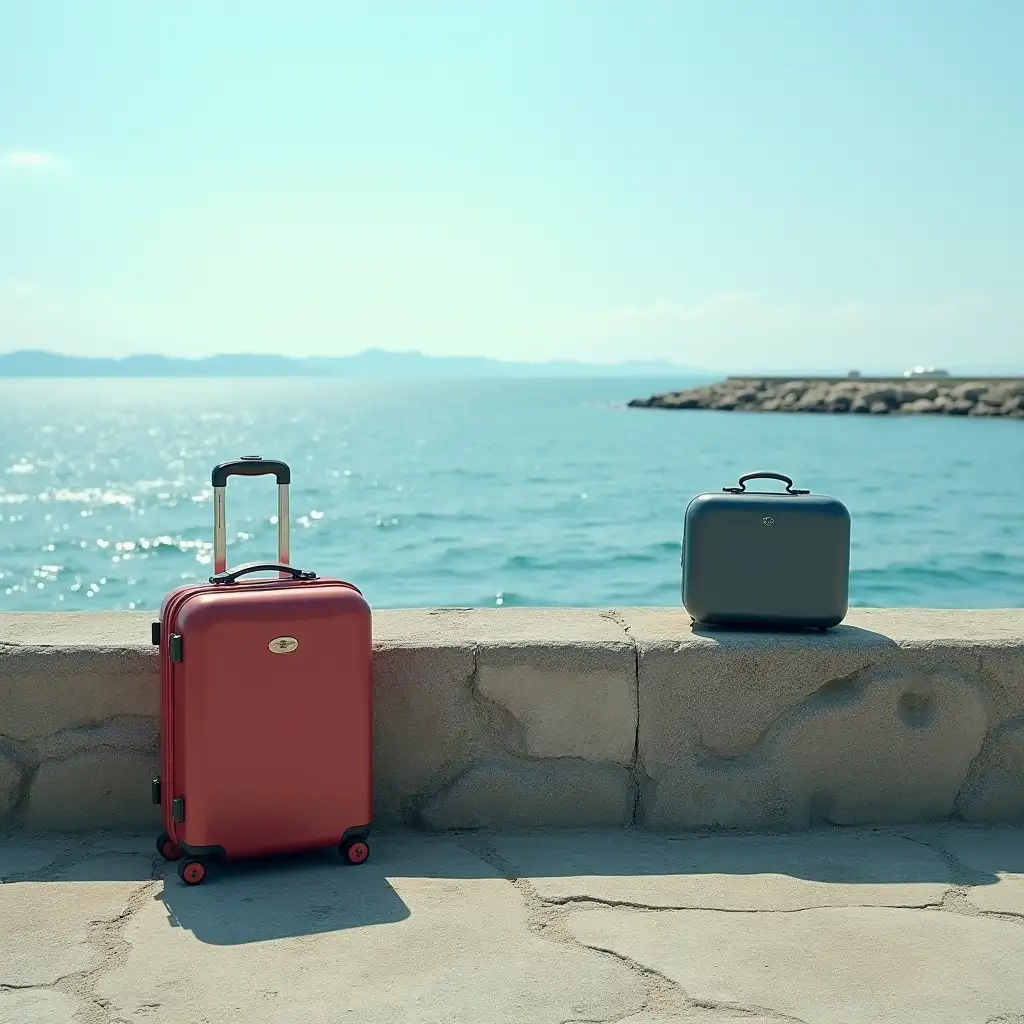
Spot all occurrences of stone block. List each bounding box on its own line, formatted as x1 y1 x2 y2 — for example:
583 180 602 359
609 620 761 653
417 758 636 830
644 663 987 831
24 749 160 831
475 610 635 764
371 615 481 826
627 608 994 831
625 608 897 770
0 644 157 741
1 608 1023 832
771 665 987 826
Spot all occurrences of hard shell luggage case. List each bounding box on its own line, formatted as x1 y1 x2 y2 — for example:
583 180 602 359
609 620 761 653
151 456 373 886
681 471 850 631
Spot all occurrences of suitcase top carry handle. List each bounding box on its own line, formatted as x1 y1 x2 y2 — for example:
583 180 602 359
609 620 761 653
212 456 291 576
723 471 810 496
209 562 317 585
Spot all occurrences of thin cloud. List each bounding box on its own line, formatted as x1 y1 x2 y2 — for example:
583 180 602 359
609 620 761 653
3 151 57 168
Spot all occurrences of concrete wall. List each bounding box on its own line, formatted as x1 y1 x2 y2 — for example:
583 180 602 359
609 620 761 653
1 608 1022 833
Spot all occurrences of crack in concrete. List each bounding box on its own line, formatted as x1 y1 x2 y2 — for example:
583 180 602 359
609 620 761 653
895 829 982 885
45 873 162 1024
466 643 530 757
538 893 949 914
1 844 167 1024
0 734 37 826
463 838 807 1024
954 710 1024 820
893 829 1024 925
602 610 643 826
894 831 985 922
953 737 996 821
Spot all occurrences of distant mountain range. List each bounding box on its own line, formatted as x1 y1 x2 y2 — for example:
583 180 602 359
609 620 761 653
0 349 707 378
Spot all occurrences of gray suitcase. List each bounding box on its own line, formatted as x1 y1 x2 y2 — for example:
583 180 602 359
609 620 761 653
681 471 850 631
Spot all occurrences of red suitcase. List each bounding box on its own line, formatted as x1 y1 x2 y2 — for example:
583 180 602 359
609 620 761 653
151 456 373 886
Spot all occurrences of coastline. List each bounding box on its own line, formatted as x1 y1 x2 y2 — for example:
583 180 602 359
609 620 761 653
629 376 1024 416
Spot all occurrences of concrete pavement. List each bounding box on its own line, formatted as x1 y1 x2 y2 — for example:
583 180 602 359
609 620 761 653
3 825 1024 1024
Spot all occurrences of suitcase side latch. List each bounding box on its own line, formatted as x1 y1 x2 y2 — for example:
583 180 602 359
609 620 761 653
151 621 161 646
169 634 183 662
172 797 185 823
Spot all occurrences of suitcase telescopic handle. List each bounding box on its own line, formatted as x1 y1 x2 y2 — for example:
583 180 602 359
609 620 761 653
209 562 317 585
211 456 291 576
723 471 810 495
211 458 291 488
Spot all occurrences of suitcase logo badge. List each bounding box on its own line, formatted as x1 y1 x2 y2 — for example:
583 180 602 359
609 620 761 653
762 516 774 526
269 636 299 654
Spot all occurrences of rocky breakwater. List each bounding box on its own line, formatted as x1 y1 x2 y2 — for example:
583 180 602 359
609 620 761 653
629 377 1024 417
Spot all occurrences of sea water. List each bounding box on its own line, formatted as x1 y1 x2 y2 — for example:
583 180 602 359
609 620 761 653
1 377 1021 610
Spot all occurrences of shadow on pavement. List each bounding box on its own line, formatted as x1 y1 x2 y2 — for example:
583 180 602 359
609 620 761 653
5 825 1024 945
159 844 412 944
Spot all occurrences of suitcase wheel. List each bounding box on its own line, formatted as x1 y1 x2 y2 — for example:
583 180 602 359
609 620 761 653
340 838 370 865
156 831 182 862
178 858 208 886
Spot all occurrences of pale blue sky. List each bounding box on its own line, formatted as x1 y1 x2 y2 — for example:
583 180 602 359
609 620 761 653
2 1 1022 369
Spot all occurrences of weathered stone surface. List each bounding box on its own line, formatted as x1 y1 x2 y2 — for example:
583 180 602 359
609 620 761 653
628 609 994 830
979 643 1024 720
4 827 1024 1024
419 758 636 830
475 611 635 764
491 831 952 910
0 747 24 823
36 713 158 761
0 878 150 987
772 664 987 827
0 612 157 741
645 664 987 831
0 611 155 647
373 609 638 826
955 718 1024 822
567 904 1024 1024
24 749 160 831
371 633 480 826
624 608 898 764
927 825 1024 916
98 835 643 1024
2 608 1024 832
0 990 82 1024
